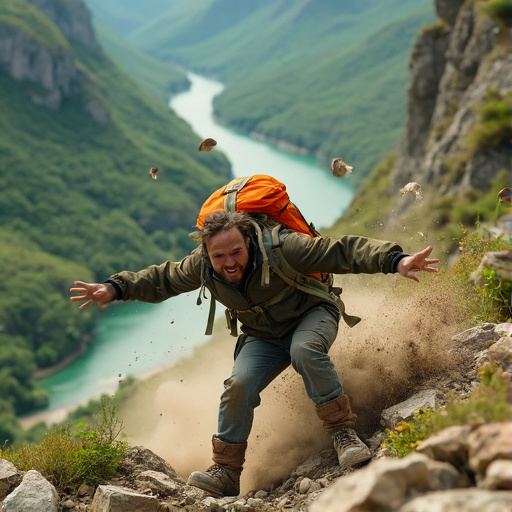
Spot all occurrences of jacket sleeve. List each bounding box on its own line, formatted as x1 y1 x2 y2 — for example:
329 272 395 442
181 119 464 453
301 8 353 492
106 249 203 303
280 231 405 275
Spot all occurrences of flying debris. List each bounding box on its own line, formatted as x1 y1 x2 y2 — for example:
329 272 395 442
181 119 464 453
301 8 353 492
149 167 159 180
199 138 217 151
498 187 512 205
400 182 423 202
331 158 353 177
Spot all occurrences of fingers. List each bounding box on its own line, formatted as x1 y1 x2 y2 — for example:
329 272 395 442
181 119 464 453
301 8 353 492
78 300 93 310
70 294 88 302
70 281 95 309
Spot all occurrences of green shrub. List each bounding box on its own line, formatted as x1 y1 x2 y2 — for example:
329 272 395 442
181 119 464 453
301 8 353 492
383 365 512 458
452 225 512 323
479 0 512 26
467 91 512 151
0 396 128 492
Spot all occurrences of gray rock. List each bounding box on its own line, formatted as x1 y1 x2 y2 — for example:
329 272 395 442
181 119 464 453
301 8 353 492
397 488 512 512
136 470 180 495
308 453 461 512
467 422 512 480
435 0 465 26
481 459 512 490
89 485 159 512
381 389 438 429
451 323 500 350
1 470 59 512
417 424 472 471
0 459 21 501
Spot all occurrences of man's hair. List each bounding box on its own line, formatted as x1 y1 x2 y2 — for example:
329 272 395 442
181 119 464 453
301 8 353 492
200 210 254 253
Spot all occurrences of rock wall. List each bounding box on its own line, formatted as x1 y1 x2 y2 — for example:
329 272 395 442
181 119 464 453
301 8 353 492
0 0 107 121
391 0 511 200
27 0 98 50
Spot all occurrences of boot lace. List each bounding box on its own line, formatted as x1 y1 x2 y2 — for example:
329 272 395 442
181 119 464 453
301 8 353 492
332 428 359 450
205 464 230 478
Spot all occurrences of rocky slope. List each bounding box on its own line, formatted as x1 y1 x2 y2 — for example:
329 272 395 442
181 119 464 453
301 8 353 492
1 323 512 511
391 0 511 202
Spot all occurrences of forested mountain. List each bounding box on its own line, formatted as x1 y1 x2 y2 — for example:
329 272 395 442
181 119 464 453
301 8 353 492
0 0 230 435
116 0 434 185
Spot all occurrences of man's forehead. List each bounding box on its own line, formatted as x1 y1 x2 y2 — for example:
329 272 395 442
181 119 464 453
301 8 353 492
206 227 245 247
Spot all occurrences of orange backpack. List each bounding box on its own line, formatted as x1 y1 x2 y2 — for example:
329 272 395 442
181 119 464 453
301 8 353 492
196 174 320 236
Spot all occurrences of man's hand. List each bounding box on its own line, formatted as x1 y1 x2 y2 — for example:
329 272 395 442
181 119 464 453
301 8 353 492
397 246 439 282
70 281 117 310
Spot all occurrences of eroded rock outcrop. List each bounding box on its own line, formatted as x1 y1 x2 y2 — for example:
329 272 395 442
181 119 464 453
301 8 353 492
0 0 107 121
391 1 511 202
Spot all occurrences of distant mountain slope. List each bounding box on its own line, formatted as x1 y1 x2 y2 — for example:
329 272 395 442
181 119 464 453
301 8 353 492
90 17 190 102
127 0 432 82
83 0 179 36
96 0 433 184
213 8 434 184
0 0 231 422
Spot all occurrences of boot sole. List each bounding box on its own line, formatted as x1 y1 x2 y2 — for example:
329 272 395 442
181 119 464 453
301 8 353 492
187 475 224 498
339 448 372 471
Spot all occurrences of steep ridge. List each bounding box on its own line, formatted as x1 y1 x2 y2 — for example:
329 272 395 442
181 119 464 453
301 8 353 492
391 0 511 200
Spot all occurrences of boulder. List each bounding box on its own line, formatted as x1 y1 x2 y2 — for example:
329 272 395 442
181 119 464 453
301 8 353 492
0 459 21 501
89 485 159 512
1 470 59 512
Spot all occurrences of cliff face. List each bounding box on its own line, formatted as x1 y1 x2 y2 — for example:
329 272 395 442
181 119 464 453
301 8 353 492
28 0 98 50
391 0 511 200
0 0 106 121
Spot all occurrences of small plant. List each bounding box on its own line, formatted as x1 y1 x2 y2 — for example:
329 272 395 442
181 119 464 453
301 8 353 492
451 223 512 323
0 396 128 492
467 90 512 151
383 365 512 458
478 0 512 27
480 267 512 322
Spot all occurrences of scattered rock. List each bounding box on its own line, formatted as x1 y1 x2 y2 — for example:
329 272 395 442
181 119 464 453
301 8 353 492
89 485 159 512
381 389 438 429
1 470 59 512
331 158 353 177
0 459 21 501
198 138 217 151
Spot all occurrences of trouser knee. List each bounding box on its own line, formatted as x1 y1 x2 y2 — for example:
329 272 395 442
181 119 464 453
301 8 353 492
221 376 260 410
290 338 327 372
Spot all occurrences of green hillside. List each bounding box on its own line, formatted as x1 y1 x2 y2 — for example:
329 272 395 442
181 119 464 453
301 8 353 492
89 17 190 103
83 0 179 36
127 0 432 82
115 0 433 184
0 0 231 433
213 8 434 184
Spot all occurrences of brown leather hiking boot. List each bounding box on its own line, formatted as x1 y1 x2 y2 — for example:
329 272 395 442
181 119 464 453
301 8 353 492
187 464 241 497
332 427 372 470
187 436 247 497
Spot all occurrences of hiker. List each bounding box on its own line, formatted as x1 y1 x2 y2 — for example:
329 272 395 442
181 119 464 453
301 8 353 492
70 209 439 498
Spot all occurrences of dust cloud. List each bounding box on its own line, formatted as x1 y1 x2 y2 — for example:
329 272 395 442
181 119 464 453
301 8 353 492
119 272 465 493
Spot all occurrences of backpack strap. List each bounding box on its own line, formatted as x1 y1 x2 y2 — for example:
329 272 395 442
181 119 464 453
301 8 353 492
196 257 221 336
223 176 250 213
263 224 361 328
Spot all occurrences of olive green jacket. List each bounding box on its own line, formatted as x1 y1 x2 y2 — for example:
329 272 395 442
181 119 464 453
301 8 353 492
108 229 403 339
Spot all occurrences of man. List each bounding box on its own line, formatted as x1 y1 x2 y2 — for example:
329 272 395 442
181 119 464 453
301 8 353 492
70 210 439 498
